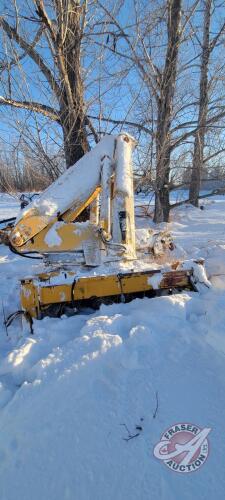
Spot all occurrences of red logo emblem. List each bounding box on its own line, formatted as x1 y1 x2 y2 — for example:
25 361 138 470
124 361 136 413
153 423 211 473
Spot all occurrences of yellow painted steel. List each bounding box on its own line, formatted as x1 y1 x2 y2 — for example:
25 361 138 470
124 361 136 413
10 187 101 251
12 132 195 323
61 187 101 223
20 280 41 318
21 269 193 318
17 222 96 253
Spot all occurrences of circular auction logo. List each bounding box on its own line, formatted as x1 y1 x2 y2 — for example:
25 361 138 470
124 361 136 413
153 423 211 473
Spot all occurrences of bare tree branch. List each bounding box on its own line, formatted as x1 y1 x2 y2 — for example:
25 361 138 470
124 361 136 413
34 0 57 43
0 96 59 121
87 115 153 135
0 17 61 98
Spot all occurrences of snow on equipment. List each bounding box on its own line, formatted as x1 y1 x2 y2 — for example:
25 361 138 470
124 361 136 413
8 133 204 322
0 193 39 245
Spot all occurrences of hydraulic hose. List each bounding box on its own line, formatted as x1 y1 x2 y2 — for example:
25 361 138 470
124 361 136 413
8 242 43 260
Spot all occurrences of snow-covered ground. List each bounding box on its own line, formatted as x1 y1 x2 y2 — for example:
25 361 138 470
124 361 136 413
1 193 225 499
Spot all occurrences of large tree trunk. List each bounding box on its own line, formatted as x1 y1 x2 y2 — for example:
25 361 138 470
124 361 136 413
154 0 182 223
57 1 89 167
154 150 171 222
61 108 89 167
189 0 211 206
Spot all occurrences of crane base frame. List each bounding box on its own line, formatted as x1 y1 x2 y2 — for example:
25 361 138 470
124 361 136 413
20 267 196 319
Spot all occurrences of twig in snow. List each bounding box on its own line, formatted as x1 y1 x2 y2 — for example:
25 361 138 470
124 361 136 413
123 432 140 442
120 423 131 435
153 391 159 419
120 420 143 441
2 300 8 337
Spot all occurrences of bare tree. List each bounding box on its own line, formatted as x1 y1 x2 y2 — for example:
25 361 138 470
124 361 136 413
91 1 225 220
0 1 97 168
154 0 182 222
189 0 211 206
189 0 225 205
92 0 199 221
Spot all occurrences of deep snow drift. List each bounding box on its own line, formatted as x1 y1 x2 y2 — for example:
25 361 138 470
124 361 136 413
0 193 225 499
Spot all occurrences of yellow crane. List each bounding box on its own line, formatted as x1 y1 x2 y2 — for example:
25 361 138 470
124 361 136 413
7 133 201 325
